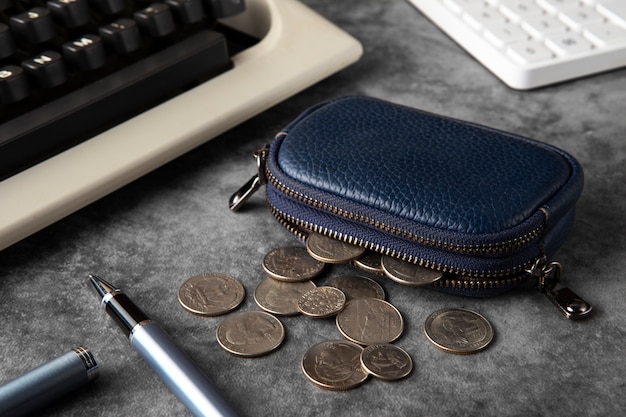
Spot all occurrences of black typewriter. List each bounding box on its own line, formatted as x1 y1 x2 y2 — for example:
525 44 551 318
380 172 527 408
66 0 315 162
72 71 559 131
0 0 362 251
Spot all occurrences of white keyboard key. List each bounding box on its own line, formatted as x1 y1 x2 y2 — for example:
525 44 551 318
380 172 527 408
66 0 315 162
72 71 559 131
443 0 484 15
498 0 541 22
584 21 626 47
521 14 569 39
536 0 580 15
484 21 529 48
558 5 604 31
463 5 507 31
506 40 554 64
545 32 594 55
597 1 626 29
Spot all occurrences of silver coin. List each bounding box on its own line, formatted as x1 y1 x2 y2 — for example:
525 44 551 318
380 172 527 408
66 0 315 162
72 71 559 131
216 310 285 357
254 278 317 316
262 246 325 282
326 275 385 301
381 255 444 286
305 232 366 264
336 298 404 345
297 286 346 318
178 273 245 316
353 251 384 274
301 340 368 390
424 308 494 354
360 344 413 381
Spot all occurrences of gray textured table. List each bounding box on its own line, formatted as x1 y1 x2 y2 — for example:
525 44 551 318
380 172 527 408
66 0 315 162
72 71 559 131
1 1 625 416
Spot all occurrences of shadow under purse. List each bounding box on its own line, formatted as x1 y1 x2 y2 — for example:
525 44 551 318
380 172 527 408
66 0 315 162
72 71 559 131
231 96 592 320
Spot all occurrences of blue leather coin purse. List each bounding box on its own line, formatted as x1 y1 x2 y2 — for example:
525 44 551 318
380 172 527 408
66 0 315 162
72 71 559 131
231 96 592 319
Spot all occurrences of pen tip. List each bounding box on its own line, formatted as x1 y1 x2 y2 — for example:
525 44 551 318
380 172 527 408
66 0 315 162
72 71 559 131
88 274 119 299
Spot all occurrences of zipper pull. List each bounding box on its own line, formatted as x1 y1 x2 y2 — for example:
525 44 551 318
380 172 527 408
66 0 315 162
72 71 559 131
527 258 593 320
229 147 268 212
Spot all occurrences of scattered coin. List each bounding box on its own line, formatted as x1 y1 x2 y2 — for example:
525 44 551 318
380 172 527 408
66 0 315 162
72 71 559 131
326 275 385 301
381 255 444 286
336 298 404 345
262 246 325 282
305 232 366 264
178 273 245 316
359 344 413 381
301 340 368 390
254 278 317 316
216 310 285 357
297 286 346 318
353 251 384 274
424 308 494 354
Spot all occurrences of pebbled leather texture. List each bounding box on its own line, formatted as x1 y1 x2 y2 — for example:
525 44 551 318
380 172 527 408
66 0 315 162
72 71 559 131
277 96 583 236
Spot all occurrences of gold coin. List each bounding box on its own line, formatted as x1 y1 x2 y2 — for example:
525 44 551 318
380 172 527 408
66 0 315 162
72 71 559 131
381 255 444 286
301 340 368 390
262 246 325 282
353 251 384 274
305 232 366 264
326 275 385 301
336 298 403 345
297 286 346 318
254 278 316 316
359 344 413 381
216 310 285 357
424 308 494 354
178 273 245 316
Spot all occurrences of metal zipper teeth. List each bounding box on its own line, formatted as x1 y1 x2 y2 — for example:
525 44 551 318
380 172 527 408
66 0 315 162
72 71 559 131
270 205 534 284
434 275 526 292
266 170 545 256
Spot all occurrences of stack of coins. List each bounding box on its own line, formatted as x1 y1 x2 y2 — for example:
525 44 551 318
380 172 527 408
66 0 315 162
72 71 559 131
177 232 495 390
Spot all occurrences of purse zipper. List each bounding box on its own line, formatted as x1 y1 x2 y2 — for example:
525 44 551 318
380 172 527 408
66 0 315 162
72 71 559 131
268 203 531 279
231 146 592 320
269 205 591 320
526 257 593 320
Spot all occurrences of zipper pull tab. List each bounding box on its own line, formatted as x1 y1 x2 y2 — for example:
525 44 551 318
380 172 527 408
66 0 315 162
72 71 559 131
528 259 593 320
229 147 268 212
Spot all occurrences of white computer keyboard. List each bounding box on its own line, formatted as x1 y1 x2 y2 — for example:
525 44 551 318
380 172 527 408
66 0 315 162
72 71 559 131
407 0 626 89
0 0 362 251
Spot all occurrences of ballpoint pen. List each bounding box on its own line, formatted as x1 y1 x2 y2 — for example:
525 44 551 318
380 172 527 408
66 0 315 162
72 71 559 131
88 274 240 417
0 346 98 417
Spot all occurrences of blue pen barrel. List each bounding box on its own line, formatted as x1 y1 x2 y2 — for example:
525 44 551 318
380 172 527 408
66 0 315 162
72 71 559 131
130 321 240 417
0 346 99 417
89 275 240 417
